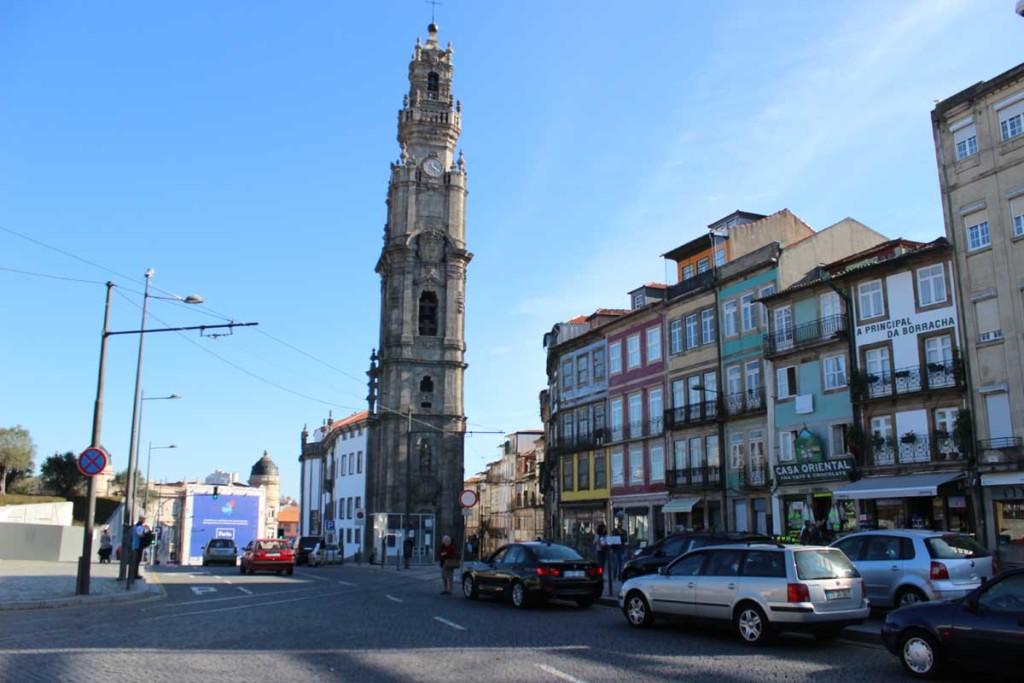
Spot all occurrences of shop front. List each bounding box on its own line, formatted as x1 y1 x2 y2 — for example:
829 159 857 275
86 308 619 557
833 472 973 533
773 454 856 540
981 471 1024 568
662 495 722 534
611 493 668 552
558 501 608 561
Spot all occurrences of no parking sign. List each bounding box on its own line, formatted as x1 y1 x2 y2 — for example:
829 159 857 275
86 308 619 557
77 447 109 477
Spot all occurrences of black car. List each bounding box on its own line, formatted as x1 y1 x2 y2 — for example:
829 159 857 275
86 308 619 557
461 542 604 608
881 568 1024 678
293 536 324 566
620 532 772 581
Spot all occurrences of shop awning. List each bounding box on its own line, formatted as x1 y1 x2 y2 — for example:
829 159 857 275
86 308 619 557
832 472 964 500
661 496 702 513
981 472 1024 487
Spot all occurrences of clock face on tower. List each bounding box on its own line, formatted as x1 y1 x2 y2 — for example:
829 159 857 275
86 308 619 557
423 158 444 177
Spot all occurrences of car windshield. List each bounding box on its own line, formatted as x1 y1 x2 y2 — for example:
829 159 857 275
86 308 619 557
795 548 859 580
259 540 288 551
531 544 583 561
209 540 233 548
926 534 990 560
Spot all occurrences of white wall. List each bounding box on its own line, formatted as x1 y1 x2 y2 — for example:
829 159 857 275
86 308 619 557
0 501 73 526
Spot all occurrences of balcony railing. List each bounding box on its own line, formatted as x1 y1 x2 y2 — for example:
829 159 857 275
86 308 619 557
666 466 722 489
736 462 770 489
555 429 609 452
763 314 846 356
853 360 963 401
725 387 766 417
665 400 719 429
978 437 1024 466
867 436 962 468
667 269 715 300
628 420 644 439
648 416 664 435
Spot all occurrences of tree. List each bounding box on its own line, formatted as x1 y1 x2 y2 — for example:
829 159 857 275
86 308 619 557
0 426 36 496
40 452 86 499
111 468 145 498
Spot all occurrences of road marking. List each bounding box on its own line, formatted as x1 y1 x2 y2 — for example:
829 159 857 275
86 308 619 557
236 587 253 595
432 616 466 631
145 589 361 621
385 594 403 603
534 664 588 683
337 580 356 586
190 586 217 595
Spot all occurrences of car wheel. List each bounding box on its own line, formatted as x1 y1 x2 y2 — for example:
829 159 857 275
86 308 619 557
623 591 654 628
735 602 771 646
510 581 528 609
896 587 927 608
462 574 479 600
899 630 943 679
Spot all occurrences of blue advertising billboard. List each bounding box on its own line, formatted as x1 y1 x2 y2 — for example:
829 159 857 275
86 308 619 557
189 494 260 564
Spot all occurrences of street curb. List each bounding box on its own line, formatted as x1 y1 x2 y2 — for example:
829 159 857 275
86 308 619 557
0 577 163 612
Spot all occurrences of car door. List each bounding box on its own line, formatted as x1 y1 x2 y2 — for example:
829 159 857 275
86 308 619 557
947 572 1024 672
648 551 706 618
838 535 901 606
477 546 508 595
495 545 525 597
693 549 744 622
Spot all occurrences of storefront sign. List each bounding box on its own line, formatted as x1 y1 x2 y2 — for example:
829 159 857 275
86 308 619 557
857 315 955 340
774 457 854 484
990 485 1024 502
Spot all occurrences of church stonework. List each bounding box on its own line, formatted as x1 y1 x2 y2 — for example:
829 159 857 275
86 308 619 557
367 24 470 548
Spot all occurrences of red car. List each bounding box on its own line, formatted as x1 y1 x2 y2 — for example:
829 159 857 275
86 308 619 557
240 539 295 575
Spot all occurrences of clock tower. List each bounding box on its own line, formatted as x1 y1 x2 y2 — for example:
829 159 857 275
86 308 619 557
367 23 470 551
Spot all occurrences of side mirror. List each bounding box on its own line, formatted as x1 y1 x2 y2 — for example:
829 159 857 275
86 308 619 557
657 567 667 576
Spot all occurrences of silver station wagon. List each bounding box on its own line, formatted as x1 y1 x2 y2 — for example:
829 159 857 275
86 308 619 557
619 543 870 645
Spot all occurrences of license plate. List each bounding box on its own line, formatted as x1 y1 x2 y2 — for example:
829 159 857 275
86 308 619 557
267 552 280 557
826 589 851 600
564 570 584 578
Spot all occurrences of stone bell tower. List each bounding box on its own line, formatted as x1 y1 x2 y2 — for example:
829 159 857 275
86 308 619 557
367 23 470 546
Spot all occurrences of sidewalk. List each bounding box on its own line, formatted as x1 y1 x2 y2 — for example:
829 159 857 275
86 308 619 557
0 559 161 611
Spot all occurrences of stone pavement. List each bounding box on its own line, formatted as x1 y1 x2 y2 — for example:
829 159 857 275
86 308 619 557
0 558 161 610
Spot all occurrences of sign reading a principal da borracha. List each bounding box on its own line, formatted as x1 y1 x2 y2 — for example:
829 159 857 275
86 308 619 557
774 457 854 484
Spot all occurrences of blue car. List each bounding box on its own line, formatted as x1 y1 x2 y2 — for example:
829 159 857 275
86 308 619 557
881 568 1024 678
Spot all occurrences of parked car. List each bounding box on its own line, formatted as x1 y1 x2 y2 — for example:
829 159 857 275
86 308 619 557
202 538 238 566
309 542 342 567
293 536 324 566
240 538 295 575
619 543 869 645
621 532 772 582
831 530 995 608
881 568 1024 678
461 541 604 608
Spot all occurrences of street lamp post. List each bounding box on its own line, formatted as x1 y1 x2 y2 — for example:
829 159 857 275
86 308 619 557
143 442 177 515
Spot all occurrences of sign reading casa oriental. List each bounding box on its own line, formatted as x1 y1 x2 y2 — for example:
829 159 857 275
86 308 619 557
857 315 955 341
774 457 854 484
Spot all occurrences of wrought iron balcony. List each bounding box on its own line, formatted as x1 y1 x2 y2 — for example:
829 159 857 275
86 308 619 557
665 400 719 429
667 269 715 300
554 429 608 453
853 359 963 401
725 387 766 417
977 437 1024 467
867 436 962 468
648 416 664 435
628 420 644 439
736 462 770 489
763 314 847 356
666 466 722 489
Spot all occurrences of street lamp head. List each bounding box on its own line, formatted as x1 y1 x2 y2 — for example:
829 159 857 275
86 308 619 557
168 394 182 400
183 295 203 304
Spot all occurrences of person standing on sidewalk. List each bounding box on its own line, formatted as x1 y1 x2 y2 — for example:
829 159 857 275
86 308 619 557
132 516 151 579
402 533 414 569
438 534 457 595
98 528 113 564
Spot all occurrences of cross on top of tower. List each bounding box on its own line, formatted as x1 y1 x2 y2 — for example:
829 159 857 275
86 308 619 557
425 0 442 26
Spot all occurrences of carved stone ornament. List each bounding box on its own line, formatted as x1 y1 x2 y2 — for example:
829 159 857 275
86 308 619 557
417 231 445 264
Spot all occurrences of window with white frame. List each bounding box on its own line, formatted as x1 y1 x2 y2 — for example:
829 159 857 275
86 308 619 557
741 293 757 332
649 443 665 482
820 291 841 319
629 443 644 485
610 397 624 440
697 257 710 274
823 355 847 389
671 378 685 409
683 264 694 281
934 408 958 453
561 359 572 390
632 293 646 309
706 434 719 469
627 334 641 368
609 341 622 374
723 300 739 336
975 297 1002 342
669 318 683 354
685 314 699 349
759 285 775 328
593 348 605 381
952 118 978 160
341 453 347 476
646 327 661 363
773 306 793 349
858 280 885 319
576 354 589 386
648 388 663 434
777 366 797 399
673 439 686 470
349 452 354 474
965 218 990 251
576 407 590 441
714 248 726 267
628 392 643 436
1012 196 1024 238
562 457 574 492
689 437 703 472
744 361 761 394
829 424 848 457
999 97 1024 141
729 432 745 471
727 365 741 396
778 430 796 462
701 309 716 345
357 451 363 473
917 264 947 307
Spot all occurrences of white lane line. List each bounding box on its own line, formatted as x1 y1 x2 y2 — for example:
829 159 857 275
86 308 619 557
337 580 356 586
236 587 253 595
432 616 466 631
384 594 403 603
534 664 588 683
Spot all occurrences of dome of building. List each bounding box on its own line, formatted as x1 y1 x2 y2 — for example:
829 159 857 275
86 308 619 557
250 450 279 478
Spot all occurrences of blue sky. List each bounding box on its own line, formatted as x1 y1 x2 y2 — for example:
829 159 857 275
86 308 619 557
2 1 1021 499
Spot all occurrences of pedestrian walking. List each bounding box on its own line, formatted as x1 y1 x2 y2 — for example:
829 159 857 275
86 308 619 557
611 520 628 581
438 534 458 595
132 516 151 579
799 520 814 545
594 523 609 573
98 528 113 563
403 533 414 569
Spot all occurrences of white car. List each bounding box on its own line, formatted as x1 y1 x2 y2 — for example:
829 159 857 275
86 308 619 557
308 543 342 567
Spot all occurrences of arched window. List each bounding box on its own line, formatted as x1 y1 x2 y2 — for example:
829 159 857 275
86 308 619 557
427 72 439 99
420 376 434 393
419 291 438 336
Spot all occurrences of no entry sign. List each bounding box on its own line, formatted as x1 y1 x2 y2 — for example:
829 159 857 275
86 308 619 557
77 447 109 477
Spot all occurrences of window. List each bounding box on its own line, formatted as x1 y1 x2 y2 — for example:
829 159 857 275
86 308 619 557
628 392 643 436
778 430 796 462
685 314 699 349
673 439 686 470
610 398 623 440
741 293 757 332
427 71 440 94
723 300 739 336
593 348 606 381
347 497 354 519
820 291 840 319
773 306 793 349
697 257 710 274
829 424 848 457
646 327 661 362
349 452 355 474
823 355 847 389
925 335 953 364
979 574 1024 613
701 309 716 345
669 319 683 354
633 293 646 309
759 285 775 328
744 361 761 395
561 359 573 390
999 99 1024 141
562 457 574 492
917 264 947 306
649 443 665 482
743 551 786 578
609 342 622 374
357 451 363 473
706 435 719 469
871 415 893 448
975 298 1002 342
418 291 438 336
629 444 644 485
729 432 745 471
576 408 590 441
671 378 685 409
627 334 641 369
748 429 765 471
341 454 347 476
934 408 958 453
727 365 741 396
648 388 663 434
858 280 884 319
610 447 624 486
682 264 694 281
594 451 607 488
689 437 703 472
577 455 590 490
777 366 797 399
1013 196 1024 238
594 403 606 437
952 120 978 160
714 248 726 267
966 219 990 251
576 354 589 386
